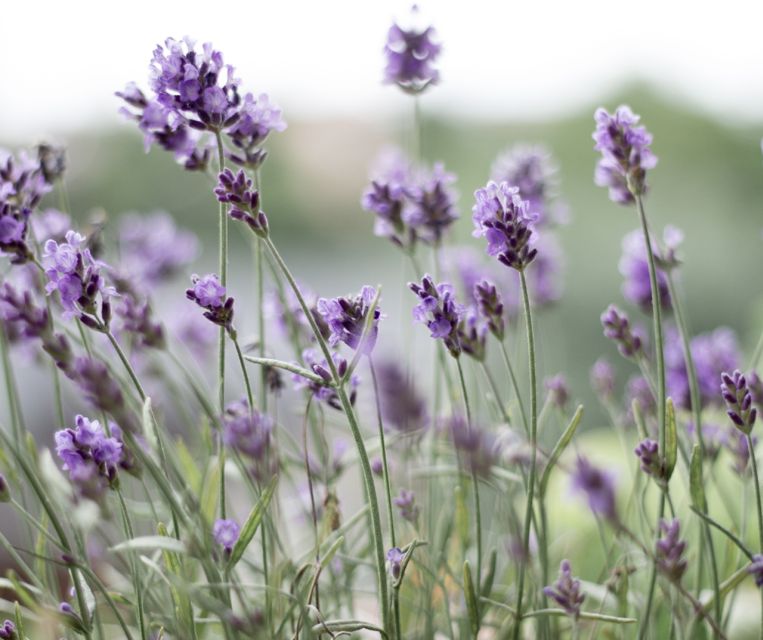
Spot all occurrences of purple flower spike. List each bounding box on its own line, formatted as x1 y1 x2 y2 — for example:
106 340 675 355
215 168 269 237
227 93 287 169
634 438 665 481
317 286 381 354
444 415 500 477
186 274 235 333
404 163 459 245
409 275 464 358
570 456 617 522
213 519 240 554
474 279 505 340
590 357 616 399
375 360 427 434
593 105 658 205
294 349 359 411
544 374 569 410
383 8 441 93
223 400 276 480
656 518 688 583
721 370 757 434
748 554 763 587
726 429 756 475
601 304 643 359
0 619 15 639
543 560 585 619
0 203 32 265
619 230 671 313
472 181 538 272
394 489 419 523
387 546 405 579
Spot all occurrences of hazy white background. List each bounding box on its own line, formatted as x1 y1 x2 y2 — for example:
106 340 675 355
1 0 762 142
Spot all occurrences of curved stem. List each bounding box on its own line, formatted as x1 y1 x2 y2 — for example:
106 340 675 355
117 490 147 640
513 270 538 640
748 434 763 639
105 331 147 402
231 334 255 411
500 341 529 436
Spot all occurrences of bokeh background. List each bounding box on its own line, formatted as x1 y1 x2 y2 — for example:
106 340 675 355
1 0 762 426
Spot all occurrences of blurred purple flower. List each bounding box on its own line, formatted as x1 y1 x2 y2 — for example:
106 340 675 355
387 546 404 579
656 518 688 582
570 456 617 521
749 554 763 587
227 92 287 169
619 229 671 313
186 273 234 332
394 489 419 523
317 286 381 354
442 414 500 477
383 9 441 93
374 360 427 434
213 519 240 553
590 357 616 399
223 399 275 479
295 349 359 411
409 275 464 358
31 208 71 243
601 304 643 359
543 560 585 618
545 374 570 410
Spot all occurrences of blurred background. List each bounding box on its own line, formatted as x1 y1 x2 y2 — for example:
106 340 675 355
1 0 762 426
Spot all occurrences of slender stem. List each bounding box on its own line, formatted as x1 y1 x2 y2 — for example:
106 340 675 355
500 341 530 435
635 193 667 637
264 236 390 634
369 357 401 640
513 270 538 640
117 490 147 640
253 169 268 411
105 331 147 401
0 326 23 444
215 132 228 522
666 273 722 626
750 329 763 372
232 334 255 411
748 434 763 640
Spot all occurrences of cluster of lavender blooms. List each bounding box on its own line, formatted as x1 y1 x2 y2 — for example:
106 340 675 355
543 560 585 619
117 37 286 171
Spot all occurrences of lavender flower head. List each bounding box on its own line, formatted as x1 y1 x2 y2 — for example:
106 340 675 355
0 147 52 209
387 546 404 579
226 92 287 169
601 304 643 359
43 230 118 322
443 415 500 477
394 489 419 523
721 370 757 434
317 286 381 354
295 349 359 410
31 208 71 244
491 144 565 227
474 279 505 340
186 273 234 333
0 620 15 640
593 105 658 204
544 374 569 410
55 415 125 501
118 212 198 286
543 560 585 618
472 181 538 272
215 168 269 237
383 8 441 93
570 456 617 521
634 438 665 481
213 519 240 554
619 229 671 312
409 275 464 358
656 518 688 582
223 400 275 479
375 360 427 434
405 163 459 245
590 357 616 399
748 554 763 588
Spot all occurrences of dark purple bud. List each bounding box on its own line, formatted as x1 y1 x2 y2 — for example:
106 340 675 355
601 304 643 359
656 518 688 583
543 559 585 619
720 370 757 434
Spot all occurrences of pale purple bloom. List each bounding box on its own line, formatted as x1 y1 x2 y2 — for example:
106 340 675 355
656 519 688 582
213 519 240 553
474 279 505 340
601 304 643 359
590 357 616 399
71 357 135 432
371 457 384 477
186 273 234 332
749 554 763 587
404 163 459 245
457 306 487 362
619 229 670 313
409 275 464 358
375 360 427 434
634 438 665 480
726 429 755 475
387 546 404 579
317 286 381 354
543 560 585 618
0 147 52 209
570 456 617 521
544 374 569 410
721 370 757 434
383 9 441 93
593 105 658 204
227 93 287 169
626 375 655 416
266 284 329 345
223 400 275 480
394 489 419 523
31 208 71 243
0 619 14 639
442 414 500 477
216 168 269 236
115 294 165 350
169 302 217 360
0 203 32 264
295 349 359 411
472 181 538 272
118 212 198 286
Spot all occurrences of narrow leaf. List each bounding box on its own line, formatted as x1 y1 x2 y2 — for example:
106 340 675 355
689 444 705 509
227 475 278 570
540 405 584 493
665 397 678 480
111 536 187 555
463 560 480 637
481 549 497 599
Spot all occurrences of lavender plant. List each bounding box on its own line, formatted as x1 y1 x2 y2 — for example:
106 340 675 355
0 15 761 640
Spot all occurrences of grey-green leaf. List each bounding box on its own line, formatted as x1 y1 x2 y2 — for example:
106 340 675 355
227 475 278 570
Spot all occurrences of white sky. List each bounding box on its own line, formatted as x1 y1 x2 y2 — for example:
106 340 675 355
1 0 762 142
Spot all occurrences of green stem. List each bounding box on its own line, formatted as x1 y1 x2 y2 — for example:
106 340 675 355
117 490 147 640
231 334 255 411
500 341 530 436
748 434 763 640
264 236 390 634
215 131 228 521
635 193 668 637
105 331 147 401
513 270 538 640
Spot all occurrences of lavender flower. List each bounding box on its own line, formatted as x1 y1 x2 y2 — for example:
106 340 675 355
570 456 617 521
748 554 763 587
226 93 287 169
405 163 459 245
590 357 616 399
43 230 117 323
394 489 419 523
721 370 757 434
213 519 240 554
593 105 657 204
457 307 487 362
619 230 671 312
168 301 217 360
634 438 665 481
490 144 564 227
443 415 500 477
655 519 687 582
387 547 404 579
726 429 755 475
601 304 643 359
371 457 384 477
474 279 505 340
655 225 684 271
31 208 71 243
626 375 656 416
383 9 441 93
472 181 538 272
0 147 52 209
223 400 275 479
544 374 569 410
361 148 414 248
0 620 16 640
115 294 165 350
375 360 427 434
55 415 125 501
0 203 32 264
409 275 464 358
317 286 381 354
37 143 66 183
70 357 134 431
295 349 358 410
117 212 198 286
215 168 269 237
186 274 234 333
267 283 330 346
543 560 585 618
